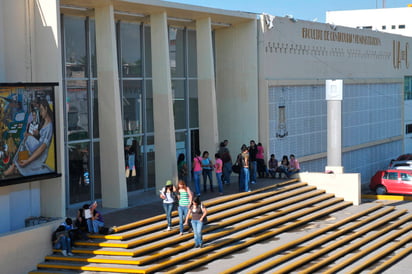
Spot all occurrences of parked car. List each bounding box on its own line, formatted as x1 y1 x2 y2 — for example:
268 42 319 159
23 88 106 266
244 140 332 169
390 160 412 169
395 154 412 161
369 169 412 195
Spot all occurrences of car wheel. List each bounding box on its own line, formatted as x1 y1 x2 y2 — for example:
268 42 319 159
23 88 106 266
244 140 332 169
376 186 387 195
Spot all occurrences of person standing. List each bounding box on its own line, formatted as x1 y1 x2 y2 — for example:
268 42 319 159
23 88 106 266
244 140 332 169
177 153 188 183
184 196 208 248
160 180 177 231
219 140 232 185
201 151 214 193
192 150 203 196
177 180 193 235
248 140 258 184
240 144 251 192
256 142 269 178
214 153 223 195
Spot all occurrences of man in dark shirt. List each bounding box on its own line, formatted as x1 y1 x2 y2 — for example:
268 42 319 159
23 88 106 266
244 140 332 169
248 140 258 184
218 140 232 184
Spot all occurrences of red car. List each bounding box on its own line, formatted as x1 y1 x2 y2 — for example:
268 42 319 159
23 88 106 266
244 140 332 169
369 169 412 195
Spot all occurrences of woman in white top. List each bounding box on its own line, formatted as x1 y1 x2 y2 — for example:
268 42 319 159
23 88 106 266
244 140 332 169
160 180 177 231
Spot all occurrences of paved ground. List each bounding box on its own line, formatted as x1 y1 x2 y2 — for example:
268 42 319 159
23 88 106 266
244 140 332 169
67 176 412 273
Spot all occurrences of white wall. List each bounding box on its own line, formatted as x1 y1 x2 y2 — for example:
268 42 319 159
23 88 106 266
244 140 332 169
326 7 412 36
0 0 5 81
0 219 61 274
215 20 259 152
261 16 411 80
0 0 64 233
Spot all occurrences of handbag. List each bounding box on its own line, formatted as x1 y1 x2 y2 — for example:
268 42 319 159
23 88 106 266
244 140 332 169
232 153 242 174
232 163 240 174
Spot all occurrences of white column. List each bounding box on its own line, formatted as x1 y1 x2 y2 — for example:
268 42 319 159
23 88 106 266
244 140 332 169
326 80 343 173
150 12 178 189
214 21 258 151
94 4 128 208
196 17 219 155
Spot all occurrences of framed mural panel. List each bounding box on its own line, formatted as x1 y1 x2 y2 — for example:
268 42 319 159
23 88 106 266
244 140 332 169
0 83 60 187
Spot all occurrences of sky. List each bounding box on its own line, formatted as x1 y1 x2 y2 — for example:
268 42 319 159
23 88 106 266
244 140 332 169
169 0 412 22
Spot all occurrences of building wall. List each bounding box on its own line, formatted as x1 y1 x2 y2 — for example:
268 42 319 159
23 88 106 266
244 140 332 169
0 0 4 82
215 20 259 152
0 0 64 234
260 15 409 185
268 81 403 183
326 7 412 36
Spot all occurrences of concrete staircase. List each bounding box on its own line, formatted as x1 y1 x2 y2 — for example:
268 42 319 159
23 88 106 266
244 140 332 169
29 180 412 273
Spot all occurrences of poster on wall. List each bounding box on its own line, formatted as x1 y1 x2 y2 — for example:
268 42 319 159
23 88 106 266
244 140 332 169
0 83 60 187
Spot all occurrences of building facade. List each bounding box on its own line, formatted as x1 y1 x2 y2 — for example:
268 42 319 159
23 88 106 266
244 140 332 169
0 1 411 273
327 6 412 153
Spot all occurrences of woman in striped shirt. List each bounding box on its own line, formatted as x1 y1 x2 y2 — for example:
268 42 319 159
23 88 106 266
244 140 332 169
177 180 193 235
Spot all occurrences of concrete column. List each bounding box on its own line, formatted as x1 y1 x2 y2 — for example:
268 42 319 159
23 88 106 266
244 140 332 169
196 17 219 155
150 12 178 189
257 17 270 158
326 80 343 173
94 4 128 208
32 0 65 218
327 100 342 166
215 21 258 151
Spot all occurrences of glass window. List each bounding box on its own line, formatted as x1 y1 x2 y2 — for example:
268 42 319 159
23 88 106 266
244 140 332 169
187 30 197 77
399 25 406 29
63 14 100 205
400 173 411 181
64 16 87 78
68 142 91 204
404 76 412 100
169 27 185 77
146 80 154 133
124 136 143 191
120 22 142 77
146 135 156 188
67 80 89 141
90 19 97 78
189 79 198 128
385 172 398 180
382 25 386 30
92 80 99 138
406 124 412 134
144 26 152 77
122 80 143 135
93 142 102 199
172 80 186 130
176 131 187 159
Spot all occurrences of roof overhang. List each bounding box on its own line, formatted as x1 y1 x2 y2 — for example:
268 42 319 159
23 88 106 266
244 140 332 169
60 0 257 29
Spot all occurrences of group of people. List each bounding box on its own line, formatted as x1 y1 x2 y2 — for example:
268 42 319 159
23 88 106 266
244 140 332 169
51 201 106 256
267 154 301 179
177 144 231 197
160 180 207 248
232 140 301 193
234 140 269 192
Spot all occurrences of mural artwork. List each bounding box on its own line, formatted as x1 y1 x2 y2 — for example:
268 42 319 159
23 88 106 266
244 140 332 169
0 83 59 186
